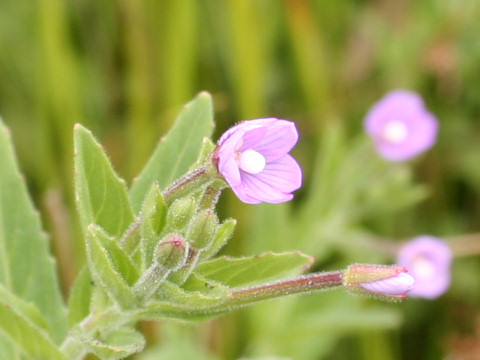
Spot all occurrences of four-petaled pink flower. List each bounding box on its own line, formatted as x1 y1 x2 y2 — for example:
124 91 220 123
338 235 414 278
215 118 302 204
397 236 452 299
364 90 438 161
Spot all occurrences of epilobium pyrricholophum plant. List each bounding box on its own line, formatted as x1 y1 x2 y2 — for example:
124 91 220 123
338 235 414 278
0 92 415 360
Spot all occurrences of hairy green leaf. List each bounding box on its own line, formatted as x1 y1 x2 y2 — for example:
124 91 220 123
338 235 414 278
199 218 236 260
74 124 135 237
196 252 314 288
0 120 67 349
67 268 92 327
94 227 139 286
129 92 215 212
139 183 166 271
77 327 145 360
0 285 66 360
139 276 229 323
85 225 137 309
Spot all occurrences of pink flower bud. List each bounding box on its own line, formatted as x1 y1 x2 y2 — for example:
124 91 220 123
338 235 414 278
343 264 415 300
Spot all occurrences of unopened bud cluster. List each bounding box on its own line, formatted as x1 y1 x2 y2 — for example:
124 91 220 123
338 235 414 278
164 194 224 255
132 178 236 303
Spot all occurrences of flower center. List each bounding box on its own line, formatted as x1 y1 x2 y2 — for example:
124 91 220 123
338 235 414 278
412 256 435 280
382 120 408 144
239 149 266 174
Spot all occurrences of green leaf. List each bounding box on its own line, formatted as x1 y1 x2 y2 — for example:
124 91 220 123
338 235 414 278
85 225 137 309
0 120 67 347
199 218 236 260
139 183 167 271
77 327 145 360
157 275 228 307
195 252 314 288
67 267 92 327
74 124 135 237
139 276 229 323
0 285 66 360
94 227 139 286
129 92 215 212
0 283 49 332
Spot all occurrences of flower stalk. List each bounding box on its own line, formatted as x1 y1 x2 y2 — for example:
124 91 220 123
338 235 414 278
227 271 343 305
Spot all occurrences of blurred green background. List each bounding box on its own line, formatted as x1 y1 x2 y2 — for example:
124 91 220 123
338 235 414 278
1 0 480 359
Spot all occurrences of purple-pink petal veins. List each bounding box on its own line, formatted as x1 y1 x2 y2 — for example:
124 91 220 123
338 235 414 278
397 236 452 299
364 89 438 162
360 272 415 298
215 118 302 204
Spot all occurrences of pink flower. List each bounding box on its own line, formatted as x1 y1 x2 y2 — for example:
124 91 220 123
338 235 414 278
343 264 415 300
397 236 452 299
215 118 302 204
364 90 438 161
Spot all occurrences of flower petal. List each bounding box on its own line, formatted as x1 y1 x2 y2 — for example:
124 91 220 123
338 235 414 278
218 157 241 187
255 155 302 193
241 120 299 161
239 172 294 204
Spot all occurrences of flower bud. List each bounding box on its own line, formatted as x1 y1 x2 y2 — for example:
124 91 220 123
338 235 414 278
154 234 188 271
186 209 218 250
343 264 415 300
166 197 196 230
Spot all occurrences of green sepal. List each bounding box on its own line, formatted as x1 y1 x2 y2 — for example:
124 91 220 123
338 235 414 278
199 218 236 260
129 92 215 213
195 252 314 288
85 225 137 309
139 183 167 270
0 284 66 360
74 124 135 237
67 267 93 327
76 327 145 360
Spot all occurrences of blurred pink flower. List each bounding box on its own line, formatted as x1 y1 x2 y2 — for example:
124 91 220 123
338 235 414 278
364 90 438 161
397 236 452 299
215 118 302 204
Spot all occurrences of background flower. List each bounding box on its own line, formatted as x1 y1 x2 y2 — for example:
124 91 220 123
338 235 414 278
215 118 302 204
364 90 438 161
397 236 452 299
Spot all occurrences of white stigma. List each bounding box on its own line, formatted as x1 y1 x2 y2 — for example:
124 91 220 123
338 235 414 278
239 149 266 174
383 120 408 144
412 256 435 280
